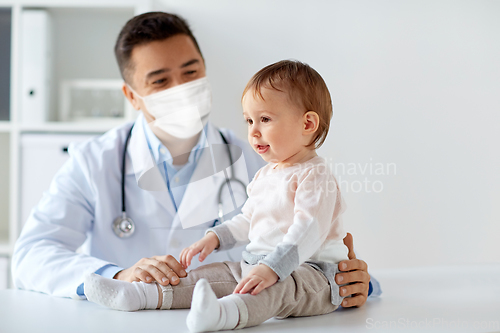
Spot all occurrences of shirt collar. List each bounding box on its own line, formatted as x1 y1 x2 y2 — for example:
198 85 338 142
142 115 208 168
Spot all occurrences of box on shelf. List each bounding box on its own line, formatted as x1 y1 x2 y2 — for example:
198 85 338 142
59 79 133 122
20 9 52 124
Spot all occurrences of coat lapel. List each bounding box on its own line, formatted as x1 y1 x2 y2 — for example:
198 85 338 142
126 115 177 217
174 123 229 229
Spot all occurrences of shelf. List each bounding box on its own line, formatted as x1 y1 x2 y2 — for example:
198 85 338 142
19 120 131 133
0 242 11 256
0 122 11 132
0 0 150 286
16 0 143 9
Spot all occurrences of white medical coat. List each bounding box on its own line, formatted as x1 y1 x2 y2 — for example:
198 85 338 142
11 119 265 298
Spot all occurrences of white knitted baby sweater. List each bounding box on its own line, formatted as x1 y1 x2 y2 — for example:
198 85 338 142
211 156 349 280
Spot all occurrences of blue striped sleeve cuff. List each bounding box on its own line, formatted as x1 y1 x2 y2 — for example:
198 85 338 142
77 264 124 296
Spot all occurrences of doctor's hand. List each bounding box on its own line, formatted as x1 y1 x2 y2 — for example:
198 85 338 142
114 255 187 287
233 264 278 295
336 232 370 308
180 232 220 268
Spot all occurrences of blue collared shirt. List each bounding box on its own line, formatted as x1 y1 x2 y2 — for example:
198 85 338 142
141 118 207 211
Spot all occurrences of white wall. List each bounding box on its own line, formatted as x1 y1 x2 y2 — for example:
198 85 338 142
158 0 500 269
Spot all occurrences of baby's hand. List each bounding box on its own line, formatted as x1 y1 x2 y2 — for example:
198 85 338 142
180 232 220 268
233 264 278 295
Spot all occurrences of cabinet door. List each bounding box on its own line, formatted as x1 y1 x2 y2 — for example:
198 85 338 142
20 134 97 226
0 134 9 247
0 256 8 289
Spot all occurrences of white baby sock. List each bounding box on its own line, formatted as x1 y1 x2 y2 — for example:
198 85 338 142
186 278 240 332
84 273 159 311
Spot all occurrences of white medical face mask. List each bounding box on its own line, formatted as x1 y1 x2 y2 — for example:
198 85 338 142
131 77 212 139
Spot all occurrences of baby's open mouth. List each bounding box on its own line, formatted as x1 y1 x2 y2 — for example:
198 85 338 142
256 145 269 154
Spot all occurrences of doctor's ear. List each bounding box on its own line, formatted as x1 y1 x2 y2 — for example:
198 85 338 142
122 83 142 111
302 111 320 135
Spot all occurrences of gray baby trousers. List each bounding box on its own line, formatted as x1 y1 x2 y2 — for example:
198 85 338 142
160 260 339 329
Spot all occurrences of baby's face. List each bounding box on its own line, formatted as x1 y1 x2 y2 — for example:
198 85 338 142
242 87 313 167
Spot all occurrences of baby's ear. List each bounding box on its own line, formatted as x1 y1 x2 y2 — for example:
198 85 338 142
303 111 320 134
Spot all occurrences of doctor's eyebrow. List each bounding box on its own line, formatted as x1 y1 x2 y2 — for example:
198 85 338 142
146 68 168 79
180 59 199 68
145 59 200 79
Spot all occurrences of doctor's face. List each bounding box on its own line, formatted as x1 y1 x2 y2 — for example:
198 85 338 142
123 34 206 123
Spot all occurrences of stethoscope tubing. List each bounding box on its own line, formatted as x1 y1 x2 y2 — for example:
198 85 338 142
121 125 134 215
114 125 246 238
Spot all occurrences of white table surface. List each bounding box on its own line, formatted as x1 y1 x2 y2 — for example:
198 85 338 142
1 264 499 333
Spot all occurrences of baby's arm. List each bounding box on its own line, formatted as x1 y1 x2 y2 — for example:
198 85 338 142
180 232 220 268
179 188 256 268
208 169 261 250
259 170 346 281
233 170 343 296
180 208 252 268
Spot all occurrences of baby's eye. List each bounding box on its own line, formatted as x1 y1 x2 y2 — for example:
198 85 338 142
261 117 270 123
246 118 253 125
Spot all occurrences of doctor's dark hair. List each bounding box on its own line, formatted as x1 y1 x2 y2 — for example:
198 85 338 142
242 60 333 149
115 12 203 84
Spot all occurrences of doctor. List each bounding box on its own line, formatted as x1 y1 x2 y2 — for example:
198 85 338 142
12 12 378 307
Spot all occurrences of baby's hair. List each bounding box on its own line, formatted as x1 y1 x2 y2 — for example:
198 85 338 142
242 60 333 149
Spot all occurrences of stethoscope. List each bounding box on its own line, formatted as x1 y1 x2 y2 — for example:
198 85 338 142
113 125 247 238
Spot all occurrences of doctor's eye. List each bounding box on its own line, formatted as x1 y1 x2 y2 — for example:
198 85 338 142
153 78 168 85
261 116 270 123
184 70 197 75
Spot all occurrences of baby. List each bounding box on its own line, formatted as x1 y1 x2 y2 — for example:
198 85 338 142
85 60 349 332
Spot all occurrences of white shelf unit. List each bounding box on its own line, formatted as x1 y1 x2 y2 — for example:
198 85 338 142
19 121 134 133
0 133 9 252
0 0 157 287
0 121 10 132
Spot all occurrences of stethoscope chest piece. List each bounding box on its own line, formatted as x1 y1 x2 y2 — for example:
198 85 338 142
113 212 135 238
